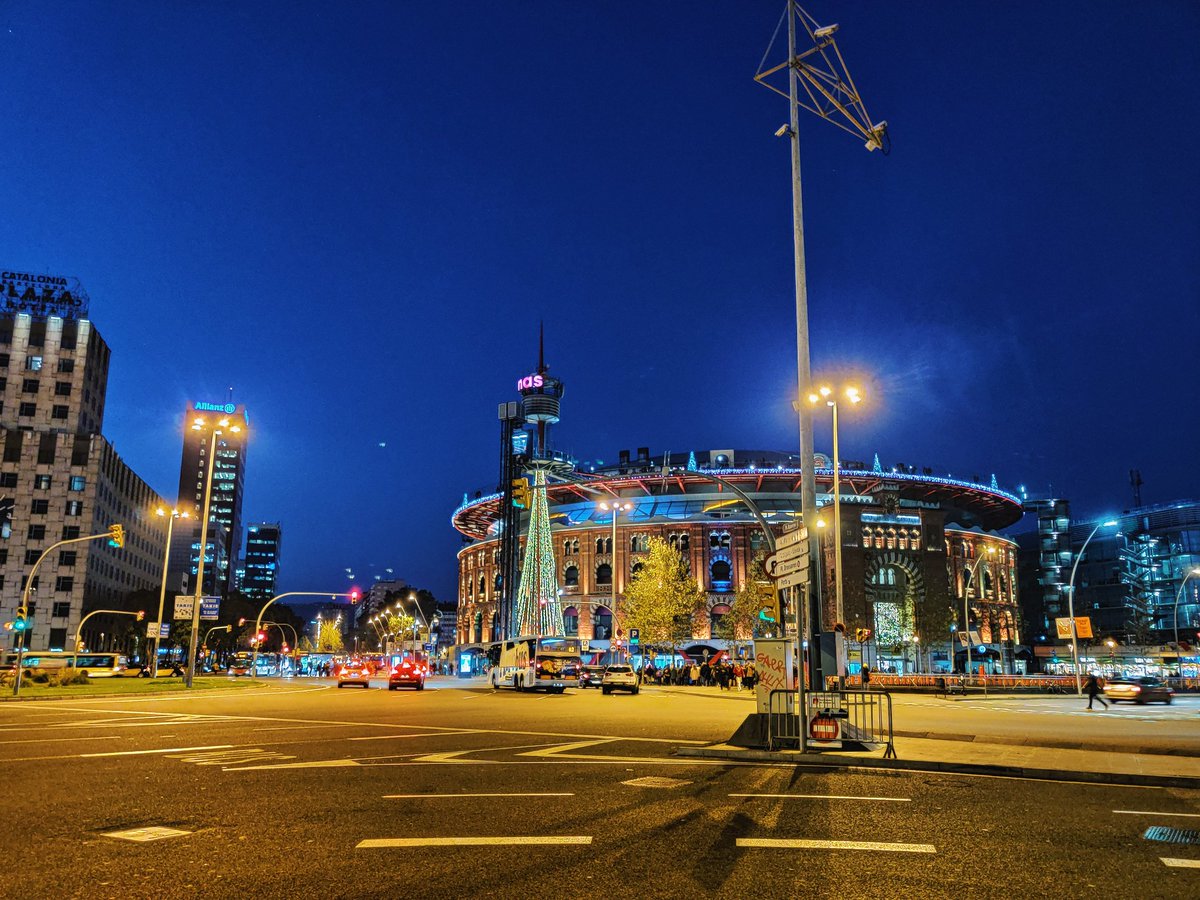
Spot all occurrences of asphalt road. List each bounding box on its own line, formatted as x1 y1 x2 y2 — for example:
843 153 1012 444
2 678 1198 899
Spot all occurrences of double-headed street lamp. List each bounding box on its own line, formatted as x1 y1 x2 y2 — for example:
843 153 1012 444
961 547 996 678
599 500 633 660
807 383 861 674
1173 567 1200 651
151 508 189 677
185 413 243 688
1066 519 1119 695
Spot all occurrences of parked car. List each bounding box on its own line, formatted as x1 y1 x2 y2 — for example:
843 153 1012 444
578 665 606 689
601 664 639 695
1105 676 1173 704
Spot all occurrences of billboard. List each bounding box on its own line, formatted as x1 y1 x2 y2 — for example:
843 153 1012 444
1 269 89 318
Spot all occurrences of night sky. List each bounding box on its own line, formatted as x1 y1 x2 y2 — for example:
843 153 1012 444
1 2 1196 602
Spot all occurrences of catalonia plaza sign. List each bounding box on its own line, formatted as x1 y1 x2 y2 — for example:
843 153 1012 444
1 269 89 319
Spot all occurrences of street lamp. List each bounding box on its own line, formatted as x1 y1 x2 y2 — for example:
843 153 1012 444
807 383 861 674
151 508 189 677
599 499 633 660
185 414 243 688
961 547 996 679
1173 567 1200 651
1066 519 1119 696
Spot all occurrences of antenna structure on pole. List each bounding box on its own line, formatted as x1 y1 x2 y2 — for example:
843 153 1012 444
755 4 889 152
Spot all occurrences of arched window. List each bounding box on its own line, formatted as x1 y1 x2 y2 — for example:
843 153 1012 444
564 565 579 586
630 561 645 577
473 612 483 644
563 539 573 556
711 560 732 589
710 603 732 638
595 537 611 555
679 533 689 552
982 570 993 596
593 606 612 640
596 563 612 586
631 534 649 553
478 575 486 594
563 606 579 636
749 530 765 550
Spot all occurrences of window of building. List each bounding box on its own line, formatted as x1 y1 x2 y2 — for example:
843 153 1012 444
709 531 731 549
51 405 69 420
37 432 56 465
62 526 80 540
630 561 644 577
69 476 85 491
24 355 42 371
24 549 41 565
30 499 49 515
35 474 51 490
593 606 613 640
710 559 732 588
52 601 71 618
54 382 71 397
710 603 732 638
2 430 21 463
21 378 38 393
59 550 76 566
57 358 74 374
631 534 649 553
18 402 36 417
0 473 14 488
27 526 46 545
595 563 612 585
54 576 74 592
563 565 579 586
595 537 611 555
563 606 579 636
65 500 82 516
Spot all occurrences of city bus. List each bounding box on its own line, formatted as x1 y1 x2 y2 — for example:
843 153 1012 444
3 650 130 677
488 636 582 693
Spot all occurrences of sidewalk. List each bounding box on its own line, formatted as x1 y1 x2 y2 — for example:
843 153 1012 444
675 736 1200 789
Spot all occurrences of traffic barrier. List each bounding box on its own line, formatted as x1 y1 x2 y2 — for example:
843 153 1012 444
766 688 896 758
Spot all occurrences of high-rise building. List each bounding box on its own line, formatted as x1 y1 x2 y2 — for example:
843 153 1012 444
243 522 281 601
0 269 169 651
175 401 248 594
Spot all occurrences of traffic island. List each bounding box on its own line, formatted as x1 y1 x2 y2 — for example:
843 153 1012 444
674 735 1200 789
0 676 268 702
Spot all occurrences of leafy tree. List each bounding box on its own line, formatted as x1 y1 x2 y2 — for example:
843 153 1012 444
716 554 777 652
384 611 417 653
623 537 706 663
315 619 344 653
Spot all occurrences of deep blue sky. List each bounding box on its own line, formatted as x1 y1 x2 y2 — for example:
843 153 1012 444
2 2 1196 601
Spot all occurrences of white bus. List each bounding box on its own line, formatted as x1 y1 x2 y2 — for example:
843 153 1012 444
4 650 130 677
488 636 582 694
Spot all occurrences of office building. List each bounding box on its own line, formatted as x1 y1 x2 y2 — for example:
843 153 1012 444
243 522 281 601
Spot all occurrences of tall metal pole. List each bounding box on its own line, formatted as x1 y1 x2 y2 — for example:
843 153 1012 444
1174 569 1199 651
186 429 219 688
151 511 180 677
831 400 843 630
1067 521 1113 696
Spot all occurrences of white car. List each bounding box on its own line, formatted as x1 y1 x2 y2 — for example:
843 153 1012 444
601 664 639 695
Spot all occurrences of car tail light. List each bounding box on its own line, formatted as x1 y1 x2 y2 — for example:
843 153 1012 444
1131 685 1141 692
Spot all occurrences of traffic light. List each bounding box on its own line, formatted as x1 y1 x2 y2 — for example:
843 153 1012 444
855 627 872 643
512 478 531 509
136 610 145 621
107 523 125 548
349 589 360 604
256 631 266 643
13 605 29 632
757 591 781 624
238 618 246 626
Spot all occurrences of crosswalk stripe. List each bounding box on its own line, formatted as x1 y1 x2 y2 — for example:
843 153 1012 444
738 839 935 854
358 836 591 848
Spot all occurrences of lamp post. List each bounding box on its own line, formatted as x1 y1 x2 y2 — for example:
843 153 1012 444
961 548 996 680
1066 519 1119 696
599 500 633 660
1173 567 1200 651
151 508 188 677
185 414 242 688
807 384 861 674
251 592 355 678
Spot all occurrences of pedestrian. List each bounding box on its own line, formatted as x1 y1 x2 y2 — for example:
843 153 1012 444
862 665 872 690
1084 673 1108 710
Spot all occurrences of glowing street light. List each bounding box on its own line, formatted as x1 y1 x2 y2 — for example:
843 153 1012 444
151 508 189 677
600 500 634 660
1066 519 1119 695
962 547 996 679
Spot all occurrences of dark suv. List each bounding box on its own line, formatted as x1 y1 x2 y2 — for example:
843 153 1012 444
579 665 606 689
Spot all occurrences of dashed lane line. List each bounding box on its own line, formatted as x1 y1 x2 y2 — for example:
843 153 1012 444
348 731 486 742
738 838 936 854
383 793 575 799
82 744 233 757
358 837 592 848
1114 810 1200 818
1161 858 1200 868
730 793 911 802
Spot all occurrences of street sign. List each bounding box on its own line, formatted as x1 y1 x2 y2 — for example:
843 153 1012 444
581 639 589 652
1074 616 1093 639
173 595 194 620
1055 617 1093 639
200 596 220 621
629 628 640 646
765 526 809 591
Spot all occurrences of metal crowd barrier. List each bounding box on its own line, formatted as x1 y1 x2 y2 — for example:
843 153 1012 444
767 688 896 758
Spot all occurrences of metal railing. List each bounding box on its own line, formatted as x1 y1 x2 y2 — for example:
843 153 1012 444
767 688 896 758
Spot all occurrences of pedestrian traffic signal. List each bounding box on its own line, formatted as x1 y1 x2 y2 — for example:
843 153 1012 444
107 523 125 548
512 478 531 509
757 592 781 624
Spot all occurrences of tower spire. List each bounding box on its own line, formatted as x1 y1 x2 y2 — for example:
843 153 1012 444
538 321 546 375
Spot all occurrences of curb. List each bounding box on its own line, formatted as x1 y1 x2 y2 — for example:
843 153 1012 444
673 746 1200 789
890 729 1199 758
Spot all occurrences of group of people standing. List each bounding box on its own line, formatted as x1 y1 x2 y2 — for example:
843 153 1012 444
640 660 758 691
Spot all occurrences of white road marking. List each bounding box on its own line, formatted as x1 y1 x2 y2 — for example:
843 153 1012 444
384 793 575 799
104 826 192 842
349 731 485 741
738 838 936 854
82 744 233 757
730 793 911 802
357 836 591 848
0 736 121 745
1161 857 1200 868
1114 810 1200 818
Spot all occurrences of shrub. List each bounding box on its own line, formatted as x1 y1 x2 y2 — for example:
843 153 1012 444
50 669 91 687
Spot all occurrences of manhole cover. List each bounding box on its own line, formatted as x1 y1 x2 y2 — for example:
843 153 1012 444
104 827 192 843
621 776 692 789
1143 826 1200 845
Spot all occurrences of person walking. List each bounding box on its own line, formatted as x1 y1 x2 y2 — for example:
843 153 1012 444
1084 673 1108 710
